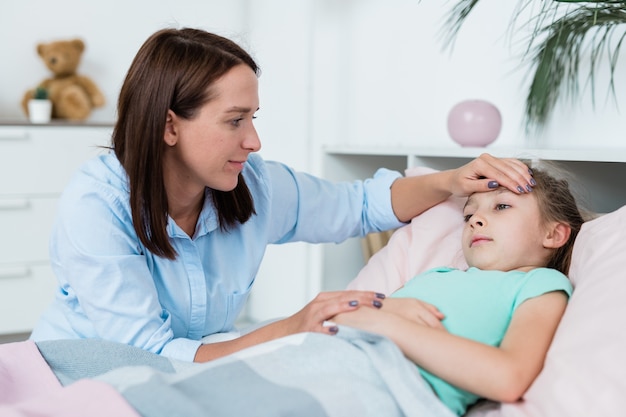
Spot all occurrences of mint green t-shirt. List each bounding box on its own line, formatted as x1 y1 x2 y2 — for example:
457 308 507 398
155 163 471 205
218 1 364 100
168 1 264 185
391 267 573 416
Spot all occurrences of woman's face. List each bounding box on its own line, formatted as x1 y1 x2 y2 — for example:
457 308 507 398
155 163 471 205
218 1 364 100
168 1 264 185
163 64 261 195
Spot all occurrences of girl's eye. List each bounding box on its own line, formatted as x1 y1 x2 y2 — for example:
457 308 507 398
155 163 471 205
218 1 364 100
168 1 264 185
495 204 511 211
463 214 472 222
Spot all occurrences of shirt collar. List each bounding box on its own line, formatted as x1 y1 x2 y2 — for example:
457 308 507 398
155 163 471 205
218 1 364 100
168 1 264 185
167 188 219 239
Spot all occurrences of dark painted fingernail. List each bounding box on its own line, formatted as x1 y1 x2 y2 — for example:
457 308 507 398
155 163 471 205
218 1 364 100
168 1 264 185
328 326 339 334
526 184 533 192
530 178 537 186
488 181 498 189
373 300 382 308
516 185 524 193
375 293 386 299
349 300 358 307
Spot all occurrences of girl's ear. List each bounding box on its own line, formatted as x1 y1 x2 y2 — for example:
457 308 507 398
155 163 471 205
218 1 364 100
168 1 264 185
164 109 178 146
544 222 571 249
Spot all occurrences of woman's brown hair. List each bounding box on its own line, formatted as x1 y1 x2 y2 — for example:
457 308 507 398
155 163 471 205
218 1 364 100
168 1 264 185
113 28 259 259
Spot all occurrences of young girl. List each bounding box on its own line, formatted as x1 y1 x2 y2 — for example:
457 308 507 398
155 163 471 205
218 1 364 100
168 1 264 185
333 167 585 416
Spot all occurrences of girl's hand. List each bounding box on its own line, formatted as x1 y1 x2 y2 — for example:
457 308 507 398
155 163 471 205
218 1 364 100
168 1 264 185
449 153 535 197
380 298 446 329
281 290 385 335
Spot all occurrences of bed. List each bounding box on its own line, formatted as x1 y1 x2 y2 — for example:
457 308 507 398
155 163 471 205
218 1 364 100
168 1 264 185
2 167 625 417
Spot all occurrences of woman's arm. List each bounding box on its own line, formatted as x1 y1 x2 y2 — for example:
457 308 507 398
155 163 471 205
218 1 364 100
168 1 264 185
194 290 385 362
390 154 534 222
333 291 567 402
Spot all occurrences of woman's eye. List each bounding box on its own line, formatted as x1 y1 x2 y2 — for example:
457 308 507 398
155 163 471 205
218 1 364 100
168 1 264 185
463 214 472 222
495 204 511 211
231 115 257 127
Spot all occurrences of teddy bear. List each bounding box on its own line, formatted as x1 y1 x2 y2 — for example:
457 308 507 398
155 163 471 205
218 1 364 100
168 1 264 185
21 38 105 121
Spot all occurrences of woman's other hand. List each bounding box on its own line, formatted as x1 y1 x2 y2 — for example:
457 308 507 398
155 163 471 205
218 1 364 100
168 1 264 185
281 290 386 335
331 297 446 336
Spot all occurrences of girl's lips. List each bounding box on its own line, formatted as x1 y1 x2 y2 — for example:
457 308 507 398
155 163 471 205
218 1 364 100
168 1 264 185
471 236 492 247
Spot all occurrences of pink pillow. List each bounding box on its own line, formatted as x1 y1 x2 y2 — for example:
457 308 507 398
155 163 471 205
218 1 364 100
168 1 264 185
347 166 467 294
348 167 626 417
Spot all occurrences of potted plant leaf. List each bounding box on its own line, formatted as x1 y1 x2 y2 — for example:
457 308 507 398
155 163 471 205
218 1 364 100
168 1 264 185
27 86 52 123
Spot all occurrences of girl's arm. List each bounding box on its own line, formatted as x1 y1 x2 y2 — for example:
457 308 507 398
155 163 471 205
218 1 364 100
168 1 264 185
333 291 567 402
377 297 446 329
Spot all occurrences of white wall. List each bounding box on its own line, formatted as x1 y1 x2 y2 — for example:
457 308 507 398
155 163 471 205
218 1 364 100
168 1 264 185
309 0 625 151
240 1 317 321
0 0 252 122
4 0 620 147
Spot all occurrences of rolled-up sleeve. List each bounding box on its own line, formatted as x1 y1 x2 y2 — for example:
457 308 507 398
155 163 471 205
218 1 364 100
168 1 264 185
161 338 203 362
262 161 404 244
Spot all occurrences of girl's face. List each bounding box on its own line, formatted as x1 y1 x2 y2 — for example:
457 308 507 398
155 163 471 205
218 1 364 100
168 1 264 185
163 64 261 195
461 188 554 272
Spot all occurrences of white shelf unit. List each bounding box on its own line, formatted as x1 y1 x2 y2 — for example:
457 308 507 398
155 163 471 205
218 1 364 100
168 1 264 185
0 122 113 335
318 145 626 292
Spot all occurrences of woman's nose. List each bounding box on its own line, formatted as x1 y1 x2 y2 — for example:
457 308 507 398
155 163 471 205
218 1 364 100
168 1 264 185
244 126 261 152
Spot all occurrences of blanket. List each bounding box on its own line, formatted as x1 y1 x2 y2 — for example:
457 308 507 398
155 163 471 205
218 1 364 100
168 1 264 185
1 327 455 417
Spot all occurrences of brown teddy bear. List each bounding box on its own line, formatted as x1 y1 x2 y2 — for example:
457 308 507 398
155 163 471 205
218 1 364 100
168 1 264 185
22 38 105 120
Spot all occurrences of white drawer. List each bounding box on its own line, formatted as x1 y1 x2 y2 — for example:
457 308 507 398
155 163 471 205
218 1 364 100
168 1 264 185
0 263 57 335
0 196 57 264
0 125 112 195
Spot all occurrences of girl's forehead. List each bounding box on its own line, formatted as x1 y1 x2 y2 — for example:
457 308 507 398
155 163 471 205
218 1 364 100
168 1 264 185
465 187 513 206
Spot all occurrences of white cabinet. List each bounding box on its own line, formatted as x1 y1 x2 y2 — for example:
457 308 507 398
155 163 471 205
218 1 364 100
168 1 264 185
318 145 626 292
0 122 112 335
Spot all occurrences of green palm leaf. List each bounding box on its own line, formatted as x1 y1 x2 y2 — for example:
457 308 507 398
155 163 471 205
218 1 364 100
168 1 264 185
526 5 626 131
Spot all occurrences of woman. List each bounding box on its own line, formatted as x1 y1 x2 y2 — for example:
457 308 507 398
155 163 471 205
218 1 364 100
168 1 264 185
30 27 535 363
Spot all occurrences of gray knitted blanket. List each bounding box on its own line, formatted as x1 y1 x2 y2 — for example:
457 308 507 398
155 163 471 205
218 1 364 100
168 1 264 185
36 327 455 417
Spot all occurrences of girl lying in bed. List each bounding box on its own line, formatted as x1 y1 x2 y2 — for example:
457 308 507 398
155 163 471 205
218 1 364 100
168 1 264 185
332 166 585 416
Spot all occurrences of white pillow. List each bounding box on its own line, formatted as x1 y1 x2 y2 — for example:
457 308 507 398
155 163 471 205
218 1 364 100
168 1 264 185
348 167 626 417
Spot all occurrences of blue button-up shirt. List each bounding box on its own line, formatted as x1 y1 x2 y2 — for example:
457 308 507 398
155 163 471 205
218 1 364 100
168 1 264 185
31 152 403 361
